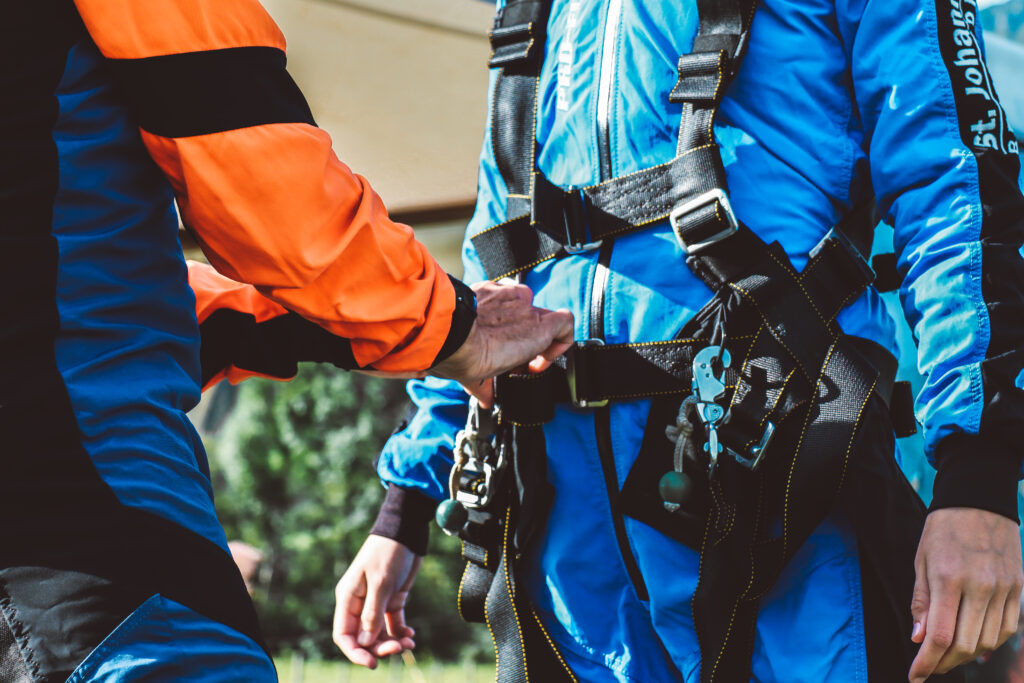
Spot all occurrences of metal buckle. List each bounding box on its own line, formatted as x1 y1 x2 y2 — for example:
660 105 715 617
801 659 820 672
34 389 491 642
563 189 602 254
567 339 609 408
454 458 497 509
670 188 739 255
447 400 505 510
729 420 776 471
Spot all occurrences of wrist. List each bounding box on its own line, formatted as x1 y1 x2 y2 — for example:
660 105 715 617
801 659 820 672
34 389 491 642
369 484 439 555
430 276 477 368
930 432 1020 523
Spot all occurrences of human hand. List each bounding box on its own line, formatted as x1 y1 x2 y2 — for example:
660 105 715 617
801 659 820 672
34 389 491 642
333 535 422 669
908 507 1023 682
431 280 575 406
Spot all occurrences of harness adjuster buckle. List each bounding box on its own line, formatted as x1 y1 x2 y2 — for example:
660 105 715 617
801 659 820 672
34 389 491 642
567 339 610 408
670 188 739 255
449 402 506 511
727 419 776 471
563 189 602 254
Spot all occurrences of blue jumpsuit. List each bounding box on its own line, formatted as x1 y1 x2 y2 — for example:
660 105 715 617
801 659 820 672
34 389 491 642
378 0 1024 680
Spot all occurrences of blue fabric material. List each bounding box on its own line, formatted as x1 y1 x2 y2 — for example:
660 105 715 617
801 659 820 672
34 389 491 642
380 0 1023 678
51 39 225 546
65 595 276 683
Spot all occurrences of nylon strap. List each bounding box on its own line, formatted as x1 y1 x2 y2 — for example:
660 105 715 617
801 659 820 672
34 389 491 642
466 0 920 680
692 336 879 682
455 426 575 683
472 0 754 282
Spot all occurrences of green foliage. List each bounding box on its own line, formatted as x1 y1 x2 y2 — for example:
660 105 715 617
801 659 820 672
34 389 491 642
203 366 490 661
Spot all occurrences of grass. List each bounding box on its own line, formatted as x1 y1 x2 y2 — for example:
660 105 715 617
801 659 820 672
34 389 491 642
273 655 495 683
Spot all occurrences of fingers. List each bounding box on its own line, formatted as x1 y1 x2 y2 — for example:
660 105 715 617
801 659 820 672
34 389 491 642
463 378 494 409
358 574 392 651
910 567 930 644
537 309 576 358
1003 590 1022 641
908 578 959 682
975 594 1009 656
933 587 986 674
333 573 378 669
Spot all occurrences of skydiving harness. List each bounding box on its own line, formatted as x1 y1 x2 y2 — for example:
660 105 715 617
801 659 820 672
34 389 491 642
436 1 920 681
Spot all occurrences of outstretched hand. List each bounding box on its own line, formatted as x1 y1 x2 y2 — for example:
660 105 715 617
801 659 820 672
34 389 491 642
333 535 421 669
908 507 1023 682
432 280 575 406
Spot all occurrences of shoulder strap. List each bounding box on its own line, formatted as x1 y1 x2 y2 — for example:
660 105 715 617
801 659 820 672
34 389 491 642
472 0 759 282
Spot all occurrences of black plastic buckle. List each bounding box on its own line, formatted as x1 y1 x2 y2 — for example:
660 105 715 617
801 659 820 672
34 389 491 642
566 339 609 408
562 189 602 254
670 189 739 255
488 22 540 68
726 419 775 470
534 179 602 254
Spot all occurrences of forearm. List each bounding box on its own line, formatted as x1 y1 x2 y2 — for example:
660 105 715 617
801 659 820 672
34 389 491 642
75 0 473 373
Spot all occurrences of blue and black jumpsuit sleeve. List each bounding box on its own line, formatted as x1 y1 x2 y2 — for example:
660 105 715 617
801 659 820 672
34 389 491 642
373 0 1024 552
842 0 1024 520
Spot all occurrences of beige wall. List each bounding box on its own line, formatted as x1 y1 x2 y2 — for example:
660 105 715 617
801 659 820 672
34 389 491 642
183 1 493 272
261 0 493 220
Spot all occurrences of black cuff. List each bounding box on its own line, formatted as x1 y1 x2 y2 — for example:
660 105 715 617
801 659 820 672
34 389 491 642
431 276 477 367
369 485 439 555
930 433 1021 523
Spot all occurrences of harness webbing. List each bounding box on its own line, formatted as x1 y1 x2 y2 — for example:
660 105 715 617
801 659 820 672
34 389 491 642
451 1 935 681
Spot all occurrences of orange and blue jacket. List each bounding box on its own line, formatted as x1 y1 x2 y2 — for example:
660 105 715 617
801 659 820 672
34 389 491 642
1 0 473 645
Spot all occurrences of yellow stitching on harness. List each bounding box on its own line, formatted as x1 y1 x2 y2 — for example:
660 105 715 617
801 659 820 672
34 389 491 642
728 281 811 381
584 144 717 191
782 342 837 560
711 479 736 547
708 473 763 680
457 559 472 621
838 378 878 493
492 253 557 282
500 506 529 682
473 214 529 238
529 607 579 682
727 325 765 412
766 248 830 327
691 493 716 676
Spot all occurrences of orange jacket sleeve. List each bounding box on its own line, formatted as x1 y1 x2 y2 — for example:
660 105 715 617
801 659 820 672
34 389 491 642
73 0 473 372
189 261 345 390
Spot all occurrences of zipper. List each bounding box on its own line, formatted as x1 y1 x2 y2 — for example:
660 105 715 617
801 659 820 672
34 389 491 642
595 0 622 180
589 1 648 601
590 240 650 601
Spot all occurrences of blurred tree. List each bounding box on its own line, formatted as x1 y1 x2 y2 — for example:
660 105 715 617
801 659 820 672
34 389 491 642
204 367 490 661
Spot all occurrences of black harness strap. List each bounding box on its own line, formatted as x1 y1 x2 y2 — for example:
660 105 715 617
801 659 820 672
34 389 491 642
450 9 576 681
489 0 550 216
458 0 929 681
455 426 574 683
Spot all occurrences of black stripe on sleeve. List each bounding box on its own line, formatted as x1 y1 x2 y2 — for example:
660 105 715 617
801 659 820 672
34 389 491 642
930 0 1024 516
200 309 358 387
430 275 478 367
106 46 316 138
